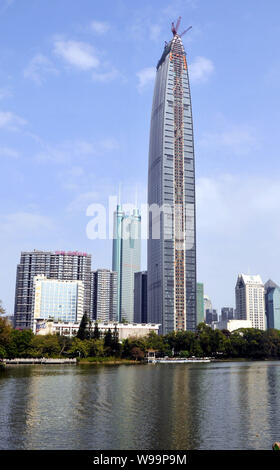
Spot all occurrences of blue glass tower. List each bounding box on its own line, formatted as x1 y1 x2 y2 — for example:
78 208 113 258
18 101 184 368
265 279 280 329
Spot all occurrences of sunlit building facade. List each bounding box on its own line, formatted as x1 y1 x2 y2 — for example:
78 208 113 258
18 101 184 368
235 274 266 330
147 22 196 334
32 275 84 325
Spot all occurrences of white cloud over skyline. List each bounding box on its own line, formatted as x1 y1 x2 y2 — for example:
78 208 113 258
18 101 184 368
53 39 99 70
189 56 214 83
23 54 58 84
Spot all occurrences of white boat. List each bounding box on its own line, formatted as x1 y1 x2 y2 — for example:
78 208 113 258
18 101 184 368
149 357 211 364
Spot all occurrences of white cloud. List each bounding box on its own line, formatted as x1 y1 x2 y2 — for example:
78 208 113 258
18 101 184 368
0 146 19 158
34 138 119 165
53 40 99 70
189 56 214 83
196 174 280 309
136 67 156 92
92 67 120 83
23 54 58 84
67 191 100 213
0 87 12 100
199 125 257 156
90 20 110 35
0 111 26 130
1 212 54 235
150 24 161 41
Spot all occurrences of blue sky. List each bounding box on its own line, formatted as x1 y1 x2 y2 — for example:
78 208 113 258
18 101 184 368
1 0 280 315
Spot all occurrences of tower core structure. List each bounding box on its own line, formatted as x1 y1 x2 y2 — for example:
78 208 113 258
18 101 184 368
147 19 196 333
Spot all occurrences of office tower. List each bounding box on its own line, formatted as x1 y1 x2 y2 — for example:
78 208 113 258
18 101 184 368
205 309 218 325
112 206 141 322
14 250 91 329
147 19 196 334
134 271 148 323
221 307 235 321
265 279 280 329
235 274 266 330
204 295 212 314
90 269 117 322
196 283 204 324
32 275 84 324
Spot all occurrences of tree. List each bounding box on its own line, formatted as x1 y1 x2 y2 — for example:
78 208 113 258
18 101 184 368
0 300 5 316
92 322 100 340
77 313 90 340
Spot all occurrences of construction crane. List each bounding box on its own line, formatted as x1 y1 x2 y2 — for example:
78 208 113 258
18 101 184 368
171 17 192 37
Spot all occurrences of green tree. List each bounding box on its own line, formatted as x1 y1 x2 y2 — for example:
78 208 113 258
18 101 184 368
92 322 100 340
0 300 5 316
77 313 90 340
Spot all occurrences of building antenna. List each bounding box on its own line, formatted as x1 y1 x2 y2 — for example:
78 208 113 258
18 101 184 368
118 183 122 207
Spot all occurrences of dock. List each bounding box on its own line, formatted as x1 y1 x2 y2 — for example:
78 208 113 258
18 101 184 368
2 358 77 365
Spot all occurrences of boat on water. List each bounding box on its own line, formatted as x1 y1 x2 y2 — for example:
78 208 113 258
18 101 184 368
148 357 211 364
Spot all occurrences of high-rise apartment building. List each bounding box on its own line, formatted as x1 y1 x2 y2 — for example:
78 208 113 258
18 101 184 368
90 269 117 322
264 279 280 330
32 275 84 325
221 307 235 321
235 274 266 330
112 206 141 322
196 282 204 324
147 20 196 334
134 271 148 323
14 250 91 329
205 309 218 325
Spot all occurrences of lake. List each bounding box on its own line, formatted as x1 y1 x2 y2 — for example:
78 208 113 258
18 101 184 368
0 361 279 450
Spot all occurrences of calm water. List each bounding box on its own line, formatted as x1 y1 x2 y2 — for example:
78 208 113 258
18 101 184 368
0 361 279 450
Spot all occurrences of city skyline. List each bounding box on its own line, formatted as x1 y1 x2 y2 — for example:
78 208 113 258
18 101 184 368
1 0 280 316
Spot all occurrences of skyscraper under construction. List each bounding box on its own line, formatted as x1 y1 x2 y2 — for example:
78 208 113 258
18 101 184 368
147 18 197 334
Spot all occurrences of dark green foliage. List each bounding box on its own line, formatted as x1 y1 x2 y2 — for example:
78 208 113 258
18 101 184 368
77 313 90 340
92 322 100 340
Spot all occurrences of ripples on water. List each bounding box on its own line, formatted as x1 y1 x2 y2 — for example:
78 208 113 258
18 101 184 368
0 362 279 450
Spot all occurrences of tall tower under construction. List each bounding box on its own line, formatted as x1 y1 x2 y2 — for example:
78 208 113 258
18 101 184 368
147 18 197 334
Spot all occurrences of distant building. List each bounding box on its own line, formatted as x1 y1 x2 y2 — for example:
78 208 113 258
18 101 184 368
32 275 84 330
196 283 204 324
33 319 160 340
205 309 218 325
90 269 117 322
212 319 252 332
112 205 141 323
134 271 148 323
221 307 235 321
265 279 280 330
14 250 91 329
204 295 212 314
235 274 266 330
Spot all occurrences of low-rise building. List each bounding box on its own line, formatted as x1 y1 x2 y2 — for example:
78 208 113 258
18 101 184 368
33 319 160 340
211 319 252 332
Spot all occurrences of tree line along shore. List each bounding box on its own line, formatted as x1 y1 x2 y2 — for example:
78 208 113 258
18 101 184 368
1 313 280 363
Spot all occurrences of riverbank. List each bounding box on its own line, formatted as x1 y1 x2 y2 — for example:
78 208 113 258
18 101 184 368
78 357 143 365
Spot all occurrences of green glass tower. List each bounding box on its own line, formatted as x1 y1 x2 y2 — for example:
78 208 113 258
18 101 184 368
112 206 141 322
196 282 204 325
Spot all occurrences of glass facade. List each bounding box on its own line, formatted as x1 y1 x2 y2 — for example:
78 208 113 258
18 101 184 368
265 282 280 330
112 206 141 322
147 31 197 333
33 276 84 323
196 283 204 324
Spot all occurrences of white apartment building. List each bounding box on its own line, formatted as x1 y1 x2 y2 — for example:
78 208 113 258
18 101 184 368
235 274 266 330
